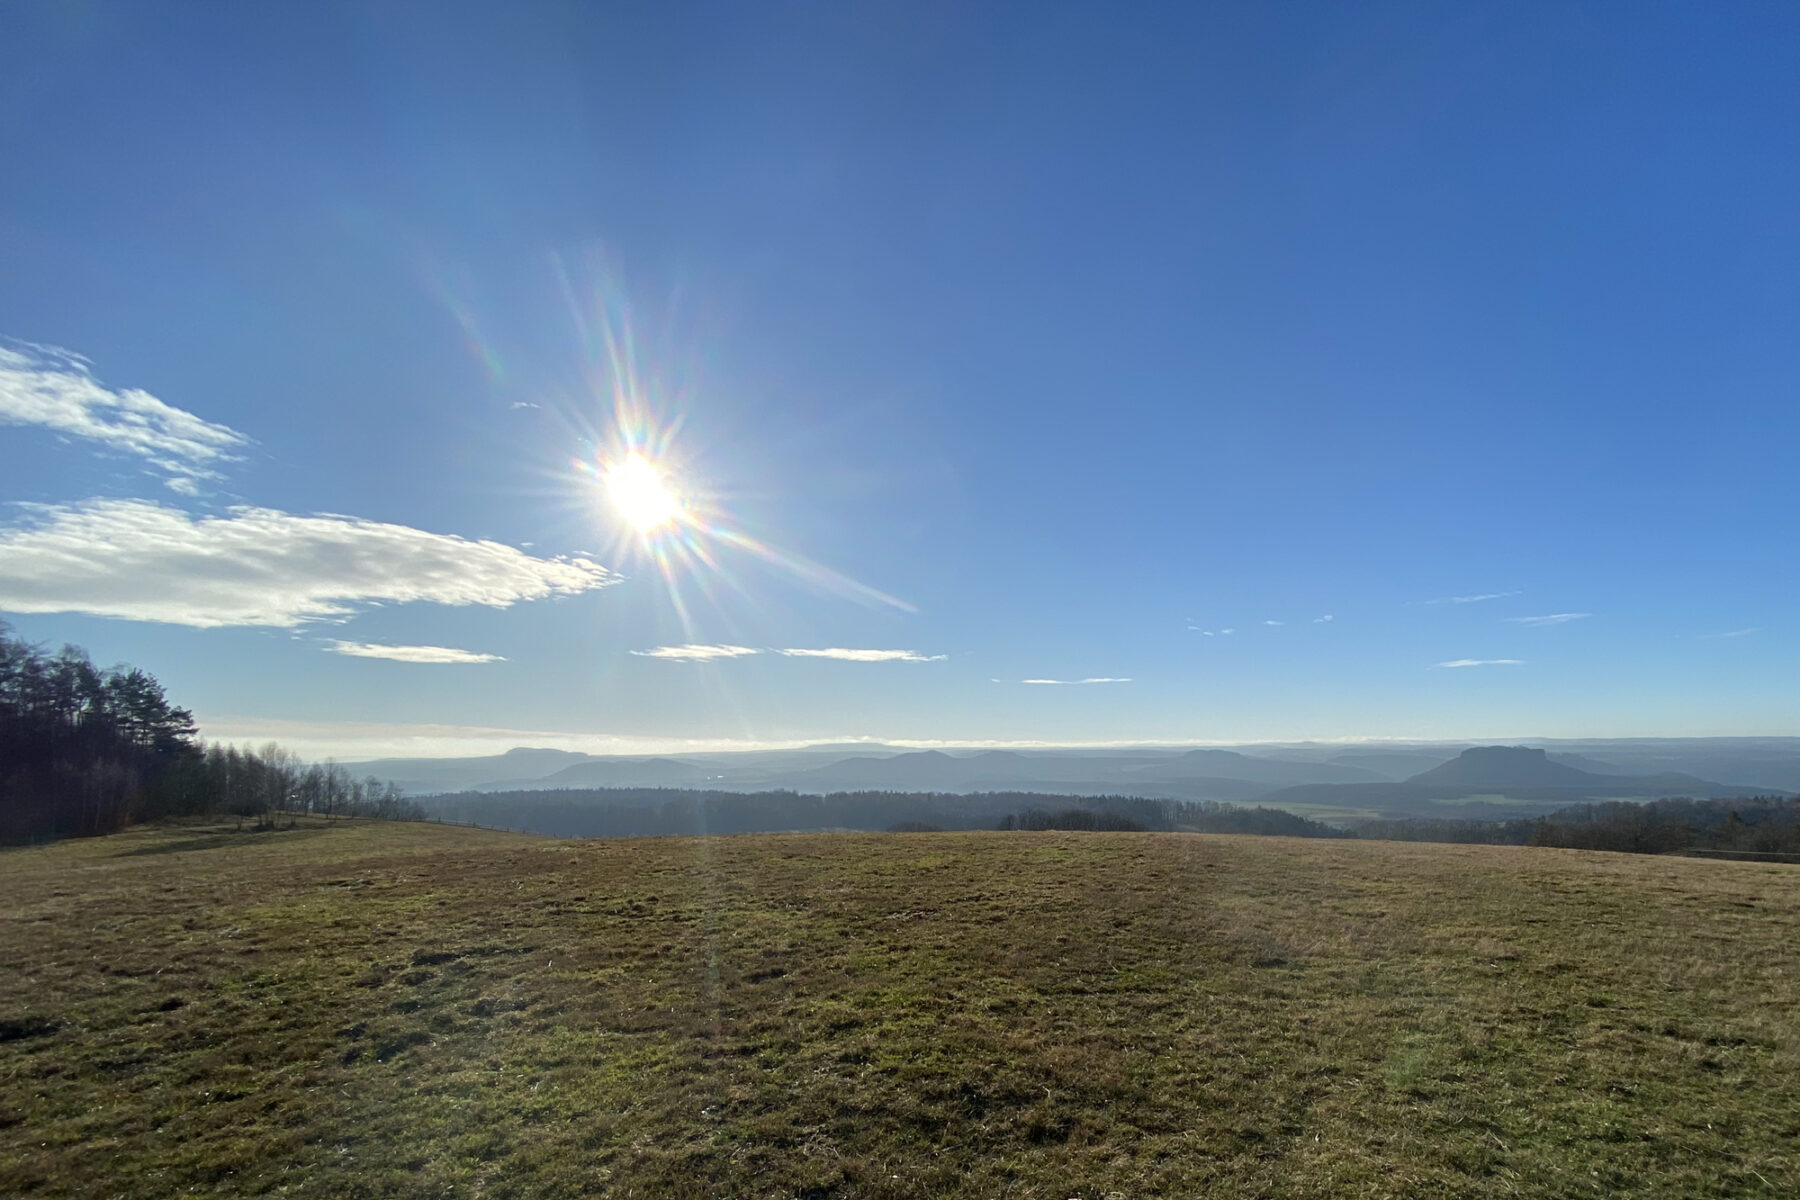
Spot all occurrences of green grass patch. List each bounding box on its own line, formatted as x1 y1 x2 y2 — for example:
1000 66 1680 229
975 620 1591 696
2 819 1796 1196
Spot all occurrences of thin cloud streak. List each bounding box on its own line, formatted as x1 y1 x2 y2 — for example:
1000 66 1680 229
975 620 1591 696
1702 627 1761 639
324 641 506 664
632 645 946 663
0 499 614 628
1434 658 1525 669
1506 613 1591 626
778 648 945 662
1420 590 1522 606
631 644 760 661
1014 677 1133 685
0 340 250 489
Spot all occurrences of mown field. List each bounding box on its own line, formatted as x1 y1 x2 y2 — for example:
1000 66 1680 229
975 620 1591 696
2 820 1796 1198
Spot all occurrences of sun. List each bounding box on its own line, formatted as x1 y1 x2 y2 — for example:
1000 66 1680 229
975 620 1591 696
604 452 683 532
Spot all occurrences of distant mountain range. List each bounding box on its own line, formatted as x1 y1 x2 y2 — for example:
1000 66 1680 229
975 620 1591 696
347 738 1800 819
1257 746 1779 819
344 746 594 793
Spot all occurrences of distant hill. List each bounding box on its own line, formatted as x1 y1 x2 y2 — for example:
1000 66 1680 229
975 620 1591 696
1125 749 1387 786
1408 746 1600 789
1325 752 1455 780
356 738 1800 805
1544 752 1633 775
1254 745 1781 820
774 750 1210 798
1407 747 1736 797
1529 740 1800 794
343 747 597 794
1123 752 1375 788
773 749 1308 800
782 750 986 791
502 757 714 790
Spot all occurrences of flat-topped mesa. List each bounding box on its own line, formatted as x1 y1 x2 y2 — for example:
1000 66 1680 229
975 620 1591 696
1406 746 1600 789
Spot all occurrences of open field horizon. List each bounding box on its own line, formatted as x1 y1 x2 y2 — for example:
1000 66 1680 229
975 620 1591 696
6 7 1799 1196
3 819 1795 1197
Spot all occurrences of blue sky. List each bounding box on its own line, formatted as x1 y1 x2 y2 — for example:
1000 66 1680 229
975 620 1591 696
1 1 1794 758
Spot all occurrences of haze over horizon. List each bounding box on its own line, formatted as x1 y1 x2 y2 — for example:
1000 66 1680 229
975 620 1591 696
2 3 1795 760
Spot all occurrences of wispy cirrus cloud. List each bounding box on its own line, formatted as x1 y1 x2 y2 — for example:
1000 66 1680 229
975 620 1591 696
1264 619 1284 627
1505 612 1591 627
633 645 946 663
1420 590 1522 606
1314 614 1334 623
1013 677 1133 685
0 499 614 628
0 340 250 489
1702 627 1760 640
778 648 945 662
324 641 506 664
631 644 761 661
1434 658 1524 669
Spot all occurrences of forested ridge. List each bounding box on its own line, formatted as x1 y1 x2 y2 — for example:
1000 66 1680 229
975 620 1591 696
420 782 1800 860
11 624 1795 861
418 786 1348 839
0 624 419 843
1353 795 1800 858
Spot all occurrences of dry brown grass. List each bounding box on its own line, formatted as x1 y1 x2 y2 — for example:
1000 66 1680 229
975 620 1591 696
1 818 1796 1197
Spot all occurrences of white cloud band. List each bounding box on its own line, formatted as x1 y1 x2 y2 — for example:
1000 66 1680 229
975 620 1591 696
0 499 615 628
0 341 250 487
324 641 506 664
631 644 761 661
778 648 945 662
632 645 946 663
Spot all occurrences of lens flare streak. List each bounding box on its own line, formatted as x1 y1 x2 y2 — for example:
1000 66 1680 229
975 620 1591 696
561 269 914 685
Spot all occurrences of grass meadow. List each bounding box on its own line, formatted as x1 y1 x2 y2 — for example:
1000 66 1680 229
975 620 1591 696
2 819 1795 1197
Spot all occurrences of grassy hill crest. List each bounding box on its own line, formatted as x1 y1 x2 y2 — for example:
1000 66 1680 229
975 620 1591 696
2 819 1796 1197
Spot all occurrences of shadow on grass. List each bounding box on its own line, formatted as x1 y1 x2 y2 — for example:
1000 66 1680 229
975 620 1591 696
116 827 331 857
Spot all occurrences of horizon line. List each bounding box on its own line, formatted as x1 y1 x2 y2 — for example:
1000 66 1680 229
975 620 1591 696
189 717 1800 761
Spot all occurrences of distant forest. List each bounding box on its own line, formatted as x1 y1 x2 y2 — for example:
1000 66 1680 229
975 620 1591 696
420 785 1800 862
419 787 1348 839
9 624 1794 863
1353 796 1800 860
1 625 421 843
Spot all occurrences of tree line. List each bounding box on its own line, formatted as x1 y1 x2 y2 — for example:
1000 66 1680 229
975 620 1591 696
418 787 1350 840
1 625 421 843
419 781 1797 857
1352 794 1800 859
995 798 1346 836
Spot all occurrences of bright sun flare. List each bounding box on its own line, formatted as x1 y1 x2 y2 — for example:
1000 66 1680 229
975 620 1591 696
605 452 682 532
